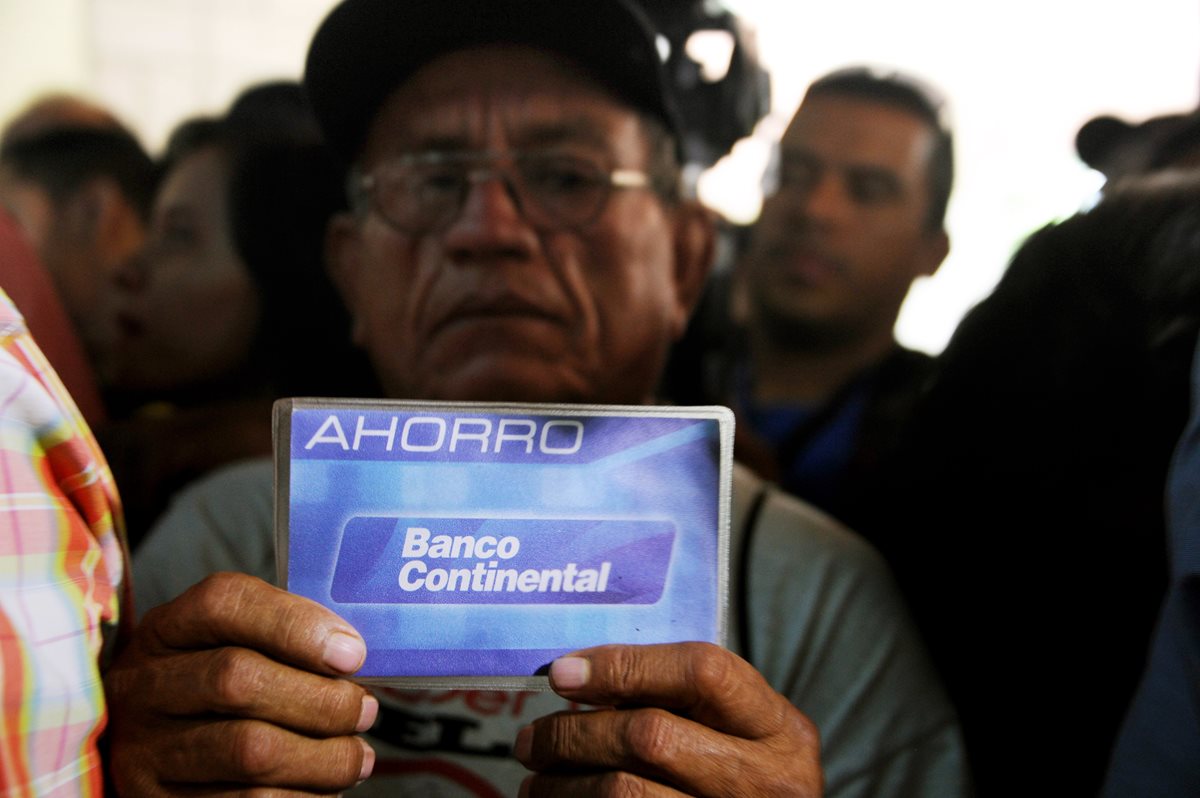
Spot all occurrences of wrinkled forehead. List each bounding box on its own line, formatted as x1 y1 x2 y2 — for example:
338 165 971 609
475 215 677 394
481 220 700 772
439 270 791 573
358 45 650 166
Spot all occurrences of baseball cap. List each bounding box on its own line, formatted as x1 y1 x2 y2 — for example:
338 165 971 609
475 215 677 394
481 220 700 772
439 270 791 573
304 0 681 163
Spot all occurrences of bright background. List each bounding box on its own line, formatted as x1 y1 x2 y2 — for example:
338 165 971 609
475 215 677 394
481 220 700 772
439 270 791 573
2 0 1197 352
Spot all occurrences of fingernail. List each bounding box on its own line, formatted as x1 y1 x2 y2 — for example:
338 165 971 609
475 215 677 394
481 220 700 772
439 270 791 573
550 656 589 690
324 631 366 674
513 724 533 763
357 694 379 733
359 738 376 782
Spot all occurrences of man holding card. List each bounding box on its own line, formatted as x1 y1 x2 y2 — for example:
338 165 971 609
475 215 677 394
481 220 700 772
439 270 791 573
116 0 970 795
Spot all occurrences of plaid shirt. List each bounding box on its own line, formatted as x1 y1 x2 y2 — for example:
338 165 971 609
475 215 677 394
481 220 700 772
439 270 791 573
0 289 128 796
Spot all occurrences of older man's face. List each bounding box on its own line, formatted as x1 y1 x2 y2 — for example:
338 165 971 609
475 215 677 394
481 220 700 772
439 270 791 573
331 46 708 405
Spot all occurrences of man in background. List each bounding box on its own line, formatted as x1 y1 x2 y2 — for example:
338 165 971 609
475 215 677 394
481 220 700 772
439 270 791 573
727 66 952 534
0 96 155 422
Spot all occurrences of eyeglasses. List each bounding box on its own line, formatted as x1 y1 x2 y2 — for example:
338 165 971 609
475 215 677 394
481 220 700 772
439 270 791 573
351 150 651 233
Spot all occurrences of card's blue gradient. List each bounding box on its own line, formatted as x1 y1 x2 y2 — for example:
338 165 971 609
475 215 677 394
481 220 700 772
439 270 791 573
287 408 721 678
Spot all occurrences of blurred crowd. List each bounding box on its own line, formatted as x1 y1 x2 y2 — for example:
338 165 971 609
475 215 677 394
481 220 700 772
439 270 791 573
2 0 1199 795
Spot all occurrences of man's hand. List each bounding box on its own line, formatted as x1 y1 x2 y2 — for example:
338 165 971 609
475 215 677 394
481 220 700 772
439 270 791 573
514 642 822 797
105 572 378 796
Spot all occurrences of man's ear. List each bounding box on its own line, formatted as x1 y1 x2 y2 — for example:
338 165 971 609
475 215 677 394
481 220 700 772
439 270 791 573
728 258 751 327
917 228 950 279
86 178 144 274
325 212 368 347
668 200 716 337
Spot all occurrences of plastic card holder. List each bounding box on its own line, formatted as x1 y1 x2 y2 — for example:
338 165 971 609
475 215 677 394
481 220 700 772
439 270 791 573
274 399 733 690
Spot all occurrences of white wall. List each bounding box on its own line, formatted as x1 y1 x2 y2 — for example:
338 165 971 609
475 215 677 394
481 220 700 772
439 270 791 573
1 0 338 152
0 0 92 122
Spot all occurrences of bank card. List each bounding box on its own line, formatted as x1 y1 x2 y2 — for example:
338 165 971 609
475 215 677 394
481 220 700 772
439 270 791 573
274 399 733 689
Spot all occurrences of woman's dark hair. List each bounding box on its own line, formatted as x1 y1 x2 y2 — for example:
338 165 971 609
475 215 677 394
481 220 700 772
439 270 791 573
227 137 377 397
158 88 377 399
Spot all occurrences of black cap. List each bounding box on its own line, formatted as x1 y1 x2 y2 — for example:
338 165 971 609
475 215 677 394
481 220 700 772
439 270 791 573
304 0 680 163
